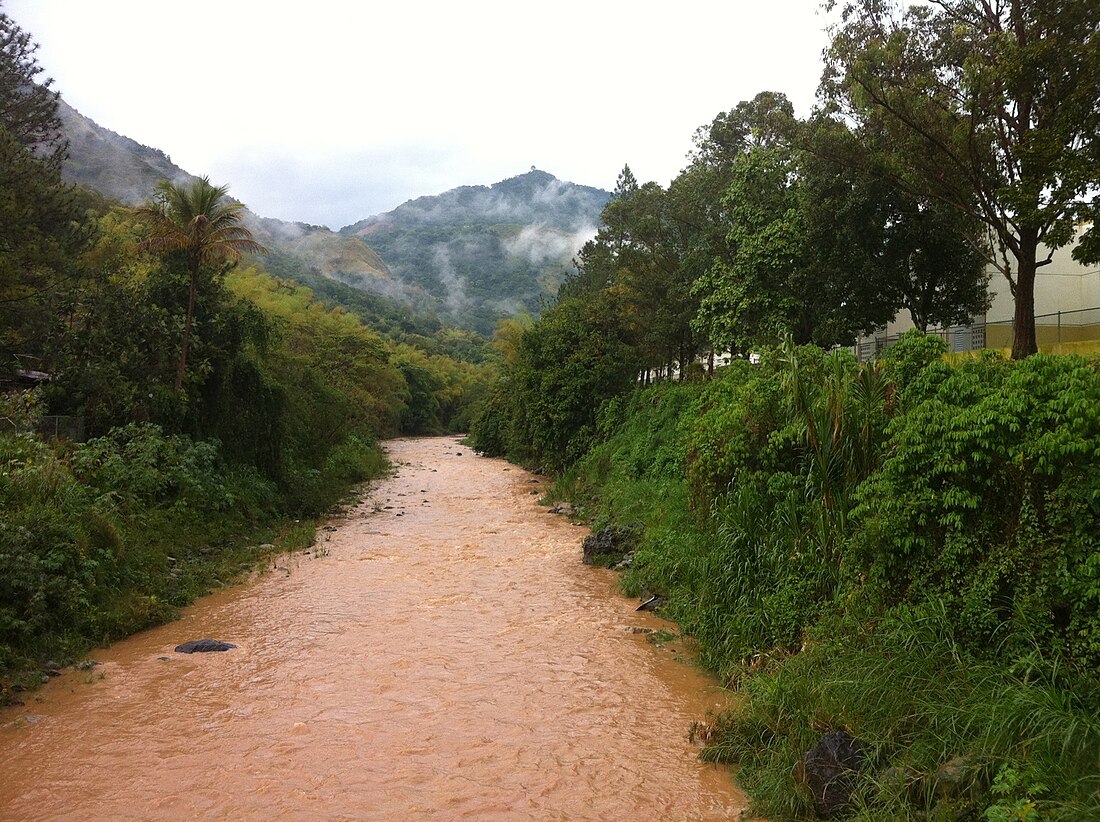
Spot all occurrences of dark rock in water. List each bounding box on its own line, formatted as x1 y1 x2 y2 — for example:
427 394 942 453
582 524 640 566
76 659 100 671
796 729 868 818
174 639 237 654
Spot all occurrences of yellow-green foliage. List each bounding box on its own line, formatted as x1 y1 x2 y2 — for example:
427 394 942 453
228 266 407 437
228 266 492 438
389 343 493 434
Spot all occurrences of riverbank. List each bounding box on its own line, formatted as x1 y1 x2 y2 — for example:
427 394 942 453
0 425 387 705
472 337 1100 819
0 437 747 819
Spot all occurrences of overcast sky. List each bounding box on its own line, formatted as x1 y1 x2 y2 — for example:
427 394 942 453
6 1 833 229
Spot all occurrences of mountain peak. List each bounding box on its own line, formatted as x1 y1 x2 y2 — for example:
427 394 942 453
342 169 609 237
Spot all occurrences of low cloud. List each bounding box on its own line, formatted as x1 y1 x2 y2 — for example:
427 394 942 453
503 224 598 266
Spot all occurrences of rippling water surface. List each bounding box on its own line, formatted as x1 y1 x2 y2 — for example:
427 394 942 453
0 437 747 820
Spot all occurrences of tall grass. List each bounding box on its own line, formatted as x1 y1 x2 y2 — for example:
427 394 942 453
704 604 1100 820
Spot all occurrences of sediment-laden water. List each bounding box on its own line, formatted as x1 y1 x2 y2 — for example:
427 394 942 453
0 437 746 820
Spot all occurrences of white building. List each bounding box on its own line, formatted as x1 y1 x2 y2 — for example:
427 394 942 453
856 235 1100 360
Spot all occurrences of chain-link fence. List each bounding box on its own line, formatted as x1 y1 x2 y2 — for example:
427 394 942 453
0 414 86 441
855 306 1100 362
986 306 1100 349
856 322 988 362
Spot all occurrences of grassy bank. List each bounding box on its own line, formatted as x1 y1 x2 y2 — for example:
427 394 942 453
479 335 1100 819
0 423 386 704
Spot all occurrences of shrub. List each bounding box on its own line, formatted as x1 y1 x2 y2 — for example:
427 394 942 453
682 356 789 508
850 354 1100 669
71 422 230 509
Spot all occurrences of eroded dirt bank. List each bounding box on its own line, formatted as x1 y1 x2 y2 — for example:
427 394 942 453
0 437 747 820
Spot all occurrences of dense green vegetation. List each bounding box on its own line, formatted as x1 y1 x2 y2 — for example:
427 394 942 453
468 2 1100 817
5 3 1100 816
823 0 1100 358
0 7 490 700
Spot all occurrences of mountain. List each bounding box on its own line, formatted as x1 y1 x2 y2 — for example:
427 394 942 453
58 103 610 334
58 99 198 203
59 100 395 286
341 169 610 333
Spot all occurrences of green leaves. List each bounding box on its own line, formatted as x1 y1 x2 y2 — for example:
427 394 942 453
469 289 640 470
853 353 1100 664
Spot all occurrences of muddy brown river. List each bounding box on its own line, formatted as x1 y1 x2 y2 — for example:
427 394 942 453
0 437 748 820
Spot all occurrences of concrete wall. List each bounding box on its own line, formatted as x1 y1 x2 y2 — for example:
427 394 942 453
985 240 1100 322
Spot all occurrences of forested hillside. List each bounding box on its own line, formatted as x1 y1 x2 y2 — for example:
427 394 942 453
57 101 608 335
58 101 401 301
341 169 610 335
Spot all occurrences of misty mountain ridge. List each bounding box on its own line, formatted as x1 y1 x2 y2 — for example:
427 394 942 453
58 102 610 334
343 169 608 235
340 169 610 333
58 99 197 204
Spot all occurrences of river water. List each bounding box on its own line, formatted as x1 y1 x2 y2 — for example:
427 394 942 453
0 437 747 820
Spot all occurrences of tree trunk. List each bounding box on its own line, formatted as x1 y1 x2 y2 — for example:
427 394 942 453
174 262 199 393
1011 230 1039 359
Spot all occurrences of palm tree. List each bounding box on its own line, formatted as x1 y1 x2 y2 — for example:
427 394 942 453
136 177 267 392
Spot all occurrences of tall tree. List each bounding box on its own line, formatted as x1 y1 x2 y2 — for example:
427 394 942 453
801 117 991 333
0 7 66 166
1 9 93 376
135 177 266 392
692 142 866 349
0 128 92 376
823 0 1100 358
576 176 702 378
681 93 799 360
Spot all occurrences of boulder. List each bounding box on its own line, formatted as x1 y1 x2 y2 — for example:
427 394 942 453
174 639 237 654
581 524 639 566
797 729 868 818
931 755 975 801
